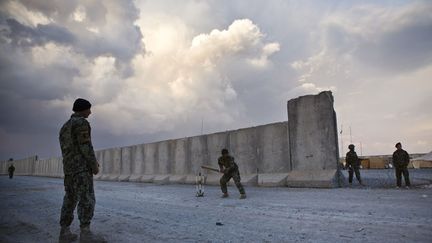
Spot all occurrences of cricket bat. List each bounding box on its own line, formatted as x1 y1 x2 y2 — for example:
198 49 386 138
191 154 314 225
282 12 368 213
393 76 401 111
200 165 221 173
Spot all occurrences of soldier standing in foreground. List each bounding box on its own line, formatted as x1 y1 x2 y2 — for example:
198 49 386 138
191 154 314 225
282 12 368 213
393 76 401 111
346 144 364 186
8 160 15 179
218 149 246 199
392 142 411 188
59 98 103 242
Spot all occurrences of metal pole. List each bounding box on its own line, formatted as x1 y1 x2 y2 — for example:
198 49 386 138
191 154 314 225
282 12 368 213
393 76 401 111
201 118 204 135
340 124 344 157
349 126 352 144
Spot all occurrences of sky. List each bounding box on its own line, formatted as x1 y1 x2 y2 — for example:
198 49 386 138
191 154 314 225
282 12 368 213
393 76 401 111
0 0 431 161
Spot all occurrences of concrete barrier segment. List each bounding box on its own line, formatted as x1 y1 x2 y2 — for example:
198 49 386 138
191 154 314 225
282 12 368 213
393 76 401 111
128 144 145 182
257 173 289 187
118 146 132 181
99 148 121 181
286 170 341 188
153 175 170 184
168 175 187 184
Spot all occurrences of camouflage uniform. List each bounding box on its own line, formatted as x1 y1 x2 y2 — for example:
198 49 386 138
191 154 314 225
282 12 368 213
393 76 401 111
59 113 98 228
8 164 15 179
346 150 362 184
392 149 411 187
218 155 245 195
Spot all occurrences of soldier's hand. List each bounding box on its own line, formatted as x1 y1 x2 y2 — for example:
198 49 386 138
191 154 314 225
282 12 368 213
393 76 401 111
93 162 100 175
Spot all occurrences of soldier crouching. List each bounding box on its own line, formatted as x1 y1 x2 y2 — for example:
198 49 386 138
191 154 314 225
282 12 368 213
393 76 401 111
218 149 246 199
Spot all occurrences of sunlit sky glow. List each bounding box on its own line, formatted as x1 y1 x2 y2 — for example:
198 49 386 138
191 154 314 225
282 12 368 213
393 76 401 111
0 0 431 160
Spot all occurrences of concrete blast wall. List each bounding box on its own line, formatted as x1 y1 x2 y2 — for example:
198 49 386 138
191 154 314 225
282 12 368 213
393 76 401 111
0 156 37 176
81 122 290 186
3 91 341 188
287 91 341 187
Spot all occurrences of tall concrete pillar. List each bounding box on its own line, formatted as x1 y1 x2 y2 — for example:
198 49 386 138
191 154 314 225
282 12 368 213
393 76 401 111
287 91 342 187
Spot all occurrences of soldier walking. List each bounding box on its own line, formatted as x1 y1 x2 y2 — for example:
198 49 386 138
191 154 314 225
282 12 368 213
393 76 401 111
346 144 363 186
8 160 15 179
392 142 411 188
58 98 104 242
218 149 246 199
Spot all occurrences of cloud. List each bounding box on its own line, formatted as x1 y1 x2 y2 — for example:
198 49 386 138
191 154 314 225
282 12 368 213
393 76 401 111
4 18 75 47
289 2 432 156
292 2 432 84
0 0 143 159
0 0 431 160
94 18 280 135
1 0 143 63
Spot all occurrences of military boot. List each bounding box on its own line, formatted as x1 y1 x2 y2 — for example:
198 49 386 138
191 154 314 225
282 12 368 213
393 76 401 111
59 226 78 242
80 226 107 243
221 193 229 198
239 194 247 199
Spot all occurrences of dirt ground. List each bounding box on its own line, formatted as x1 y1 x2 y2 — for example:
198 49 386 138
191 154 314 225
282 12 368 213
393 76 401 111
1 169 431 243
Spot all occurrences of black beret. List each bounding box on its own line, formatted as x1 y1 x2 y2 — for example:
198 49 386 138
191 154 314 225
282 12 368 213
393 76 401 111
395 142 401 148
73 98 92 112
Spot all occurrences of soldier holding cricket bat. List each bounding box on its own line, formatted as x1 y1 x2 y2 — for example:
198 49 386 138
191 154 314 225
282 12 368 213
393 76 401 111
218 149 246 199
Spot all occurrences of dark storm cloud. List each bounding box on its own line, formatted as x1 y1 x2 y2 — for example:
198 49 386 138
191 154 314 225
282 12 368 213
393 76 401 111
1 0 143 64
4 18 75 47
0 0 145 160
1 0 431 160
0 39 79 101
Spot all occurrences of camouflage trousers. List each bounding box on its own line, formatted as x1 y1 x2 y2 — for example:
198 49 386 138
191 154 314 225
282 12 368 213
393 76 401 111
60 171 95 228
395 166 411 187
220 170 245 194
348 165 362 184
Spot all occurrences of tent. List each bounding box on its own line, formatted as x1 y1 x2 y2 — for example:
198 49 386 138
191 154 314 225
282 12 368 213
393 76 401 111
410 151 432 169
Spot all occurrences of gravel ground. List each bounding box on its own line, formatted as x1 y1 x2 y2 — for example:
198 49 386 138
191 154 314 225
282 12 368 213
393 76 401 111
1 169 431 243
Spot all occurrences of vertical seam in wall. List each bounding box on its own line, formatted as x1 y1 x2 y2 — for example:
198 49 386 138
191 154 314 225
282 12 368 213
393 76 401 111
287 101 293 171
185 138 192 174
154 143 159 173
203 135 209 167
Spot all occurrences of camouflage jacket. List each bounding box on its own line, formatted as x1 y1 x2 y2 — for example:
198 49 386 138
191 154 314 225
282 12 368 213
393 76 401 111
392 149 410 168
346 151 360 167
8 165 15 173
59 113 97 175
218 155 239 174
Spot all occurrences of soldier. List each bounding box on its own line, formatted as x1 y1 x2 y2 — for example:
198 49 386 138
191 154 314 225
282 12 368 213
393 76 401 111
8 160 15 179
58 98 104 242
346 144 363 186
218 149 246 199
392 142 411 188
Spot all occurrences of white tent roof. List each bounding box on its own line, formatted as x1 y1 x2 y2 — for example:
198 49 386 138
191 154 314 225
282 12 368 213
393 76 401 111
412 151 432 161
